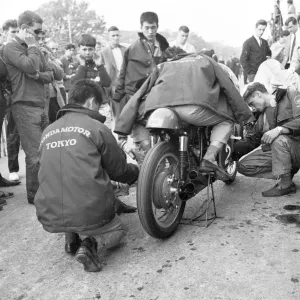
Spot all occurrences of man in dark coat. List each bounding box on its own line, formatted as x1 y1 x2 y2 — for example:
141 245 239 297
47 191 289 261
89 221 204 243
35 79 139 272
113 11 169 155
236 82 300 197
240 19 271 83
114 54 254 180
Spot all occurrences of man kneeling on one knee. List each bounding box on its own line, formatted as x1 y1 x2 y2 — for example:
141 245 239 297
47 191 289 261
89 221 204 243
236 82 300 197
34 79 139 272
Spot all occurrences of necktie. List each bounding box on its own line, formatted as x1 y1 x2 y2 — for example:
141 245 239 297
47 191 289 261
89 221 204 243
291 35 296 59
259 38 262 47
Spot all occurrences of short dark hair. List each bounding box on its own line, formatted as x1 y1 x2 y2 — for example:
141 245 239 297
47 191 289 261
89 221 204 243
285 16 297 26
243 82 268 103
287 0 293 4
78 34 96 48
280 30 290 37
18 11 43 28
179 26 190 33
255 19 267 28
108 26 119 32
68 79 103 106
65 43 75 50
140 12 159 26
2 19 18 31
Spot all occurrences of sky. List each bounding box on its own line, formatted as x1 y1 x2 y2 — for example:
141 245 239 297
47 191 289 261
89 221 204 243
1 0 300 47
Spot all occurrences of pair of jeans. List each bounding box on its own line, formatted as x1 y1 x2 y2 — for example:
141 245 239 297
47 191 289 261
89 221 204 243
11 103 48 202
6 108 20 173
238 136 300 179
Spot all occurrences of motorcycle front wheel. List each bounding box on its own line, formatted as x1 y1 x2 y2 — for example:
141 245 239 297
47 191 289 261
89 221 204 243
137 141 186 239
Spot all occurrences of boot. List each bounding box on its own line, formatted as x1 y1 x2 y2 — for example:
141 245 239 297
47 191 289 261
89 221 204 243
65 232 82 255
75 237 103 272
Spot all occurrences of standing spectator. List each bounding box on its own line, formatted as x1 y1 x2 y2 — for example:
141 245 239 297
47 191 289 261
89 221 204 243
284 16 298 69
287 0 296 15
113 11 169 155
0 48 20 207
95 41 102 54
46 40 66 123
100 26 126 125
240 19 271 83
60 43 77 94
169 26 196 53
3 11 54 204
274 0 283 26
1 19 21 182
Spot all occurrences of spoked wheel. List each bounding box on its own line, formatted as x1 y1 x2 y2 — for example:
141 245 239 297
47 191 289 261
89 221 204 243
137 141 186 239
218 140 237 184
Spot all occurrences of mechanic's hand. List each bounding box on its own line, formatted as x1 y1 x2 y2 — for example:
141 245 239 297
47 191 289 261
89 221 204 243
26 72 39 80
93 53 103 66
76 54 86 66
261 128 280 144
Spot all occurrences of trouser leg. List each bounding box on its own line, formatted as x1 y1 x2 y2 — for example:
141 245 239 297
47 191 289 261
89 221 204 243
238 148 273 179
6 109 20 173
271 135 300 177
12 104 48 202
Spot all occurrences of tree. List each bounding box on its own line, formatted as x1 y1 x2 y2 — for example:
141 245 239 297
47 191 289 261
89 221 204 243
35 0 106 45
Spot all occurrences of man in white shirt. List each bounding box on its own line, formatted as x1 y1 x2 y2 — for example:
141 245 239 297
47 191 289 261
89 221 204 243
170 26 196 53
101 26 126 122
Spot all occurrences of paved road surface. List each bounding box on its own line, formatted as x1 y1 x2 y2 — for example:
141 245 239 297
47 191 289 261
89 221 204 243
0 151 300 300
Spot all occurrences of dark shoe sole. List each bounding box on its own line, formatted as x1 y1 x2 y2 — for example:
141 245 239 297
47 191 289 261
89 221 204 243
0 181 21 187
75 247 102 272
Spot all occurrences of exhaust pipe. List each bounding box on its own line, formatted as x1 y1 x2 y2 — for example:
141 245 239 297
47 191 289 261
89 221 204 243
188 170 208 185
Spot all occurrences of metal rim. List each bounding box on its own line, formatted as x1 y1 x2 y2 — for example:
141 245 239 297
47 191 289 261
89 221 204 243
151 152 183 228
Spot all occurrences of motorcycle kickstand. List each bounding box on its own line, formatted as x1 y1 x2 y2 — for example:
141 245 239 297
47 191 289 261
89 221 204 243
204 174 217 228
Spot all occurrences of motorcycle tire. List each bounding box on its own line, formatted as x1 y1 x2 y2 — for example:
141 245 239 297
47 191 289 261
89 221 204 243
137 141 186 239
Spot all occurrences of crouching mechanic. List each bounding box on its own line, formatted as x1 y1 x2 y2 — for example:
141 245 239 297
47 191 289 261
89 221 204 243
34 79 139 272
236 82 300 197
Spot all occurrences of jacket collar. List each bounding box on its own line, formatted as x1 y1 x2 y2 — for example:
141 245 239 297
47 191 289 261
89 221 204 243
57 103 106 123
138 32 169 52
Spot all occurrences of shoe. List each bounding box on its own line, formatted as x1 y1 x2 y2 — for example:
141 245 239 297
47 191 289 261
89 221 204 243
65 232 82 255
115 197 137 215
0 175 21 187
75 237 103 272
0 191 13 201
114 183 129 197
262 182 297 197
0 198 7 206
8 173 19 182
199 159 229 182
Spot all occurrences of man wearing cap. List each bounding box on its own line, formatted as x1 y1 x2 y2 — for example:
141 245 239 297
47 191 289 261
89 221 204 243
235 81 300 197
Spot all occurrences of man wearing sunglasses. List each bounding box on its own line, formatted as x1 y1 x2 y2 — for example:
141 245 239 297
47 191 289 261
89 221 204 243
3 11 54 205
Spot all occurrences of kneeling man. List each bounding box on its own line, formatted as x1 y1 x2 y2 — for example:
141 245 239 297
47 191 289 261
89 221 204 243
237 82 300 197
35 79 139 272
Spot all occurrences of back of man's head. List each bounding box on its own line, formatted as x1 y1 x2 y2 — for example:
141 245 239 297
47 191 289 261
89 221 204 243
285 16 297 26
68 79 103 106
179 25 190 33
140 12 159 26
18 11 43 28
2 19 18 31
255 19 267 28
78 34 96 48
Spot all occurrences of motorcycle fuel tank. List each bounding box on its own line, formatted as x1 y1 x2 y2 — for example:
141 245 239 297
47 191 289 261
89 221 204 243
146 108 181 130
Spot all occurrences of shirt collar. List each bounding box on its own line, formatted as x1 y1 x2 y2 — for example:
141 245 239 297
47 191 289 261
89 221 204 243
15 36 28 48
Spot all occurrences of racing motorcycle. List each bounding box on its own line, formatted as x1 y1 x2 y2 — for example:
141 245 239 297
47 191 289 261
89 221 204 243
137 108 238 239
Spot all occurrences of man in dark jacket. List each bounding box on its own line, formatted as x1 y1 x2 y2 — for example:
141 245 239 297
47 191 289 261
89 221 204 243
3 11 55 204
240 19 271 83
35 79 139 272
236 82 300 197
113 11 169 155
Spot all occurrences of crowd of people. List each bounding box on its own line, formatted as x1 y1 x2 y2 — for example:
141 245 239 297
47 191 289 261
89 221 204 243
0 6 299 273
